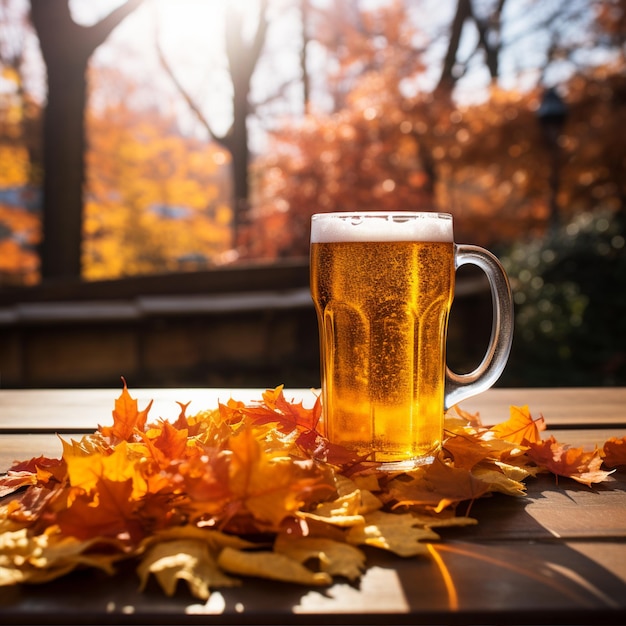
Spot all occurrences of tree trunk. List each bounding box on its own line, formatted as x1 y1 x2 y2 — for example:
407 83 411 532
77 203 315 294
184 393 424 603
39 51 89 280
29 0 144 280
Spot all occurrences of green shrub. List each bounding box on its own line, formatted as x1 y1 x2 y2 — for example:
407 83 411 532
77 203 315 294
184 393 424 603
499 210 626 386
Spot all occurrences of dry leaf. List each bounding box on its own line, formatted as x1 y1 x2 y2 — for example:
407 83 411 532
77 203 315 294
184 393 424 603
345 510 438 556
217 546 332 586
602 436 626 468
525 436 614 486
490 405 546 445
137 538 239 599
274 534 366 581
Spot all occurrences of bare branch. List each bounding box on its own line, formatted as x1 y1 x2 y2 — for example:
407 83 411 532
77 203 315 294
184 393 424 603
87 0 146 50
153 22 225 143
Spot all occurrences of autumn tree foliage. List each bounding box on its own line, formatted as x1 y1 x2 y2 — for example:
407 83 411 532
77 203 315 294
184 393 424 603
83 68 233 280
241 1 625 259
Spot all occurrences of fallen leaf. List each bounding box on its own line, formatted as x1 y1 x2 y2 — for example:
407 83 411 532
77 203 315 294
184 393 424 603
217 546 332 585
101 379 153 442
55 477 144 542
525 436 614 486
345 509 438 556
137 538 239 599
274 534 366 581
490 405 546 445
602 436 626 468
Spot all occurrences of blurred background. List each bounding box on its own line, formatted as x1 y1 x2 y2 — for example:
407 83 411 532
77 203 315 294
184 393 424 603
0 0 624 389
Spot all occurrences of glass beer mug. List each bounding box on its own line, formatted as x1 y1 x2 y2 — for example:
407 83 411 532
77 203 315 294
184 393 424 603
310 212 514 470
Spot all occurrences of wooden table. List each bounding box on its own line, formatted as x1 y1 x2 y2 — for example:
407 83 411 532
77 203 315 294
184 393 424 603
1 387 625 625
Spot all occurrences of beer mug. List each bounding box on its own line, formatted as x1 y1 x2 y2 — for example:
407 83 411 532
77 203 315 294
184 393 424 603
310 211 513 469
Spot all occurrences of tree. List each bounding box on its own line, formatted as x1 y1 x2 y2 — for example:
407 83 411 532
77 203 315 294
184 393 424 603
244 0 625 257
29 0 145 280
83 68 232 280
156 0 269 250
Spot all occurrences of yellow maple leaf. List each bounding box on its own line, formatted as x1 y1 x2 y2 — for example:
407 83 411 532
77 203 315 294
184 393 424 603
64 441 146 499
345 510 438 556
217 546 332 586
274 534 366 581
137 538 240 600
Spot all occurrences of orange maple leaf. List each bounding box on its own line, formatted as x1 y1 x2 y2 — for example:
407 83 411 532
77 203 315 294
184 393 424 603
443 431 517 470
490 405 546 445
223 425 335 531
101 379 153 442
219 386 321 435
142 420 189 468
56 476 144 542
602 436 626 468
525 436 614 486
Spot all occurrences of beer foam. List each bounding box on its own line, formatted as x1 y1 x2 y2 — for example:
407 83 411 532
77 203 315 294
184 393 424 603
311 212 453 243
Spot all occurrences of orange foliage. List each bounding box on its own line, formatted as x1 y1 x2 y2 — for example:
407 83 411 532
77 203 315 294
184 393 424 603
83 71 234 280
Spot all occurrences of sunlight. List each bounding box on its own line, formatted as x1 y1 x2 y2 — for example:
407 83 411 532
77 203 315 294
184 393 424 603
427 544 459 611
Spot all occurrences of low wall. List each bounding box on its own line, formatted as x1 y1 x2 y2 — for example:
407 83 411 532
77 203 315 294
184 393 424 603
0 261 492 389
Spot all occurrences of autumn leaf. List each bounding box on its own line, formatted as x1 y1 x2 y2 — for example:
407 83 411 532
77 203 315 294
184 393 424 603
219 386 321 435
442 429 518 470
225 425 335 530
490 405 546 445
447 405 484 428
100 379 153 442
602 436 626 468
0 471 39 499
217 546 332 586
141 420 189 468
137 538 240 599
345 509 438 557
274 534 366 581
262 386 322 432
525 436 614 486
3 484 62 525
0 455 67 498
0 527 122 586
295 428 370 467
64 441 147 499
387 461 493 513
55 476 144 542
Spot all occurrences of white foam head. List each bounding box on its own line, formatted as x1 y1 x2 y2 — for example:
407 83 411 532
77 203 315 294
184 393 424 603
310 212 453 243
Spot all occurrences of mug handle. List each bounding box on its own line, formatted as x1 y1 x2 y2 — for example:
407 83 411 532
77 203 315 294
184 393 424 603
444 244 514 409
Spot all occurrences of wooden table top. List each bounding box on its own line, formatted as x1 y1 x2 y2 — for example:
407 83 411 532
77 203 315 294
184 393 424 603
1 386 625 625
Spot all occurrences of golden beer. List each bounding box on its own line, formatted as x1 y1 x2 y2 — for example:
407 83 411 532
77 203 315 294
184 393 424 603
310 213 455 466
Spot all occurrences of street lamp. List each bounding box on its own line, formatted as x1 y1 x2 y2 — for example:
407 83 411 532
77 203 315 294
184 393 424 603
537 87 568 234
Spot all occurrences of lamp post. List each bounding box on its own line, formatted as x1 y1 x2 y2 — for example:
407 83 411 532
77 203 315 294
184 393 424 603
537 87 568 235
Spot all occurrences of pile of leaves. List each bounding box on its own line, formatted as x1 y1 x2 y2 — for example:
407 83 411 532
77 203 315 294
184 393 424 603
1 384 625 600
